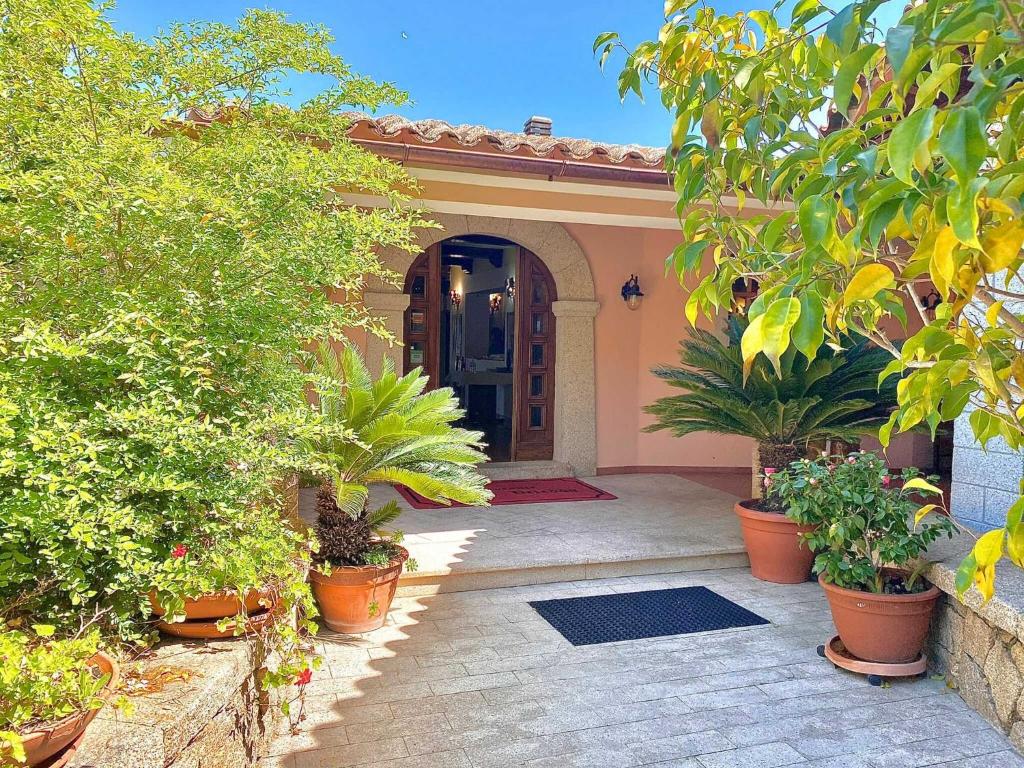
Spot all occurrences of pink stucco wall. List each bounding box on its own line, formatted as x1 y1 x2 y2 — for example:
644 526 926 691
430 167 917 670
565 223 754 471
565 223 933 473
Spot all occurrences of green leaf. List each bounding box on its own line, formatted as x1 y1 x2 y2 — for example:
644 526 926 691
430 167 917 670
889 106 935 186
884 25 915 76
835 44 878 116
825 4 859 54
760 297 802 375
955 552 978 596
31 624 56 637
798 196 831 249
878 358 904 387
792 291 825 359
948 177 986 248
844 263 895 303
938 106 988 186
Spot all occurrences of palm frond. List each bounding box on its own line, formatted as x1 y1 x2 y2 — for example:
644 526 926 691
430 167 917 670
646 317 898 447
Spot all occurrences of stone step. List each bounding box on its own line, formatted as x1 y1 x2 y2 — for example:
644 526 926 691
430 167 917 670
397 550 750 596
480 460 574 481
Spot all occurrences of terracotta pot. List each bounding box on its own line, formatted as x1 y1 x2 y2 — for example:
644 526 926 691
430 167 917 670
819 571 940 663
734 500 816 584
20 651 119 767
310 546 408 634
149 588 276 640
148 588 272 620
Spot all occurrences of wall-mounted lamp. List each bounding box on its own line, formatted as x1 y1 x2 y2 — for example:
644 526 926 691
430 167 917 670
730 277 760 315
505 276 516 301
489 293 503 314
621 274 644 311
919 288 942 319
449 289 462 311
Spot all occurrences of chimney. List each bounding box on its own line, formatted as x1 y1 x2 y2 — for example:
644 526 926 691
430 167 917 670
523 115 553 136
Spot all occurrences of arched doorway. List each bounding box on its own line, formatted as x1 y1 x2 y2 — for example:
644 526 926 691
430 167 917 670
403 235 557 462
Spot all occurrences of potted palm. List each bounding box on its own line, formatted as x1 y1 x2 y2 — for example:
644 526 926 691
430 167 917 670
772 452 956 663
305 344 491 633
645 317 896 583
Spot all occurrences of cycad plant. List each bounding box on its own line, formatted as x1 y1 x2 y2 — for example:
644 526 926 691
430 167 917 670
307 343 491 567
645 317 897 494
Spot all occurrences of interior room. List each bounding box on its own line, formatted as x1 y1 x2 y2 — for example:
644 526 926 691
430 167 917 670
440 235 518 462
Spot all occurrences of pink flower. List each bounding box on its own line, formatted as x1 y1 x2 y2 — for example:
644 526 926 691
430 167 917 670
296 668 312 687
881 474 891 488
171 544 188 559
809 477 818 486
764 468 778 475
847 456 857 464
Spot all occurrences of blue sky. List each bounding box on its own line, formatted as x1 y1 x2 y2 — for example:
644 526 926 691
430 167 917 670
109 1 905 149
107 0 740 148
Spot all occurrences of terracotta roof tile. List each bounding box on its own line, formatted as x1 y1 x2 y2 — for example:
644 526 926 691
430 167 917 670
342 112 666 168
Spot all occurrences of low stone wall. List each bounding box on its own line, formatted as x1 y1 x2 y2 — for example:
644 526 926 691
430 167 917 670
70 636 285 768
927 555 1024 752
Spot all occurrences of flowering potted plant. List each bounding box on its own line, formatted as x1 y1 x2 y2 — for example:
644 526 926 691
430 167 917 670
147 504 315 641
742 467 819 583
304 344 490 634
772 452 956 663
0 630 119 767
645 318 896 583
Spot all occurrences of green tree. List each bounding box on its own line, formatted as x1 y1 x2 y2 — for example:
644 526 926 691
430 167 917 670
599 0 1024 599
0 0 424 641
646 317 897 495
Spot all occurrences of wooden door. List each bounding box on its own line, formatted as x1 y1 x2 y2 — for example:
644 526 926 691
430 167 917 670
403 244 440 385
513 248 557 461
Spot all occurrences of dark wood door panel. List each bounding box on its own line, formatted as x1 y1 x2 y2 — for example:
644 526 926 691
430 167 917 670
402 244 440 386
513 247 556 461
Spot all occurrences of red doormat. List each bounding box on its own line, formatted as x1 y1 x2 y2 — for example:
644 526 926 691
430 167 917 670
395 477 617 509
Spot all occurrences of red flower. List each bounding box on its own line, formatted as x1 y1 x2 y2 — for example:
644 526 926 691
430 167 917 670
296 668 312 687
171 544 188 559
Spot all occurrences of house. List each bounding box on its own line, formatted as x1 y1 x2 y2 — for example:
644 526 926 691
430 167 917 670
339 113 937 480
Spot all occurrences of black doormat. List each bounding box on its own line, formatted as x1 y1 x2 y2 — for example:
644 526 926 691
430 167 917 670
529 586 769 646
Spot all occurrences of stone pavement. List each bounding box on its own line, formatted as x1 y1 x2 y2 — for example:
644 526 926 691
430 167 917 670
260 567 1023 767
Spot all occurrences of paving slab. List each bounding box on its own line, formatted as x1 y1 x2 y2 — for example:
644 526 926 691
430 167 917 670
261 568 1020 768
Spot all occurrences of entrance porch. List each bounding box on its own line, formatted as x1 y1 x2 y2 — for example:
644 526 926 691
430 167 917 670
301 470 751 596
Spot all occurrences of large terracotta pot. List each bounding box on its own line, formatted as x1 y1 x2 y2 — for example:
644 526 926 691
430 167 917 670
819 571 940 663
20 652 119 767
310 546 408 634
734 500 816 584
149 588 276 639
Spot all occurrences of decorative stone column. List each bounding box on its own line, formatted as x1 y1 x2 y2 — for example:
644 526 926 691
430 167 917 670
362 291 409 374
551 300 600 476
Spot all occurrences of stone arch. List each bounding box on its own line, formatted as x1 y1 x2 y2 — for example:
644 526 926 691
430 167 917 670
363 213 599 475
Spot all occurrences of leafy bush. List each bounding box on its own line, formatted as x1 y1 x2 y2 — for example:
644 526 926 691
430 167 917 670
305 344 491 568
0 630 110 763
769 452 956 593
0 0 423 648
